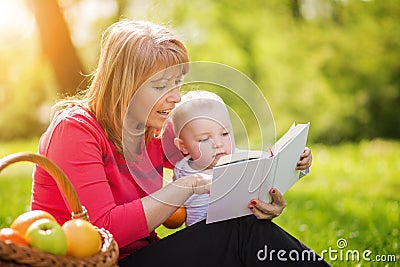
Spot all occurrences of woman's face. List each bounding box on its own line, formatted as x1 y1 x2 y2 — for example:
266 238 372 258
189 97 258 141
131 69 183 130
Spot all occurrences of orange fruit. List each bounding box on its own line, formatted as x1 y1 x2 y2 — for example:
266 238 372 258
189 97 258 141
10 210 57 237
62 219 102 258
163 206 186 229
0 228 29 246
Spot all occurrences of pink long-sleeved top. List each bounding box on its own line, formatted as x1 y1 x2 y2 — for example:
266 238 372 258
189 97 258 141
31 105 181 259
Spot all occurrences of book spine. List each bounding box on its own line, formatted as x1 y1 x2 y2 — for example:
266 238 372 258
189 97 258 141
258 156 278 203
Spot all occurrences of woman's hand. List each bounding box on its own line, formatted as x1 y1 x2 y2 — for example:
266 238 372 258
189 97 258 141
248 188 286 220
296 147 312 171
142 173 211 232
190 173 212 195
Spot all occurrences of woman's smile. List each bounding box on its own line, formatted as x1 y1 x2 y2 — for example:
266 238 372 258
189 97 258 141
157 108 172 118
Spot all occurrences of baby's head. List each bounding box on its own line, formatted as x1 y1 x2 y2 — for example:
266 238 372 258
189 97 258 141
171 90 235 170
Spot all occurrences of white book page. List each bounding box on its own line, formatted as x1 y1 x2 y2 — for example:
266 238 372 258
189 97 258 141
207 158 268 223
258 155 278 203
272 123 308 154
272 123 310 194
215 150 267 167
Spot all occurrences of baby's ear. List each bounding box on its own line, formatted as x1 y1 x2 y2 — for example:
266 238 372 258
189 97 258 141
174 137 188 154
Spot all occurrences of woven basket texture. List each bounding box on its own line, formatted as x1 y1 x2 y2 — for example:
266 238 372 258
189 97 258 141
0 153 119 266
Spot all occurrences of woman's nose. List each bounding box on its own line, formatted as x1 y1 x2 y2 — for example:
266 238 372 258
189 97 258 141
166 87 181 103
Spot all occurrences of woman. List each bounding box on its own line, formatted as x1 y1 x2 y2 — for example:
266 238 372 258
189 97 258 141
31 19 329 266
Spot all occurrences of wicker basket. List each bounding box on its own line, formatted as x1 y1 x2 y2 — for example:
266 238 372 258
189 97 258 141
0 152 119 266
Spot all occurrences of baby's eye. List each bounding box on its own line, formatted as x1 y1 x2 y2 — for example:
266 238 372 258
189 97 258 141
198 137 210 142
222 132 229 136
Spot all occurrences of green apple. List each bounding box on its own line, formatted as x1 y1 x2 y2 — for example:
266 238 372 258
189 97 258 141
25 218 67 256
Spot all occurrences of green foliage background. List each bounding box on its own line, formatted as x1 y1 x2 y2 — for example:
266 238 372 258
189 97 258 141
0 0 399 143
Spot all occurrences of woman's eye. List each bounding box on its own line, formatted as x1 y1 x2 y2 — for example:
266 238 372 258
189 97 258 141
175 79 183 86
154 86 166 90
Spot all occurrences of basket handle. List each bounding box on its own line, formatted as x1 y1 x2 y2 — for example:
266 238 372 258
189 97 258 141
0 152 89 221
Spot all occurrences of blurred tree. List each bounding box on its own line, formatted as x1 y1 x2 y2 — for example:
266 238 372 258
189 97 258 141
291 0 302 20
31 0 87 96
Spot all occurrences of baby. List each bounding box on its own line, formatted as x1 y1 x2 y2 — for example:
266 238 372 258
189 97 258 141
170 90 312 226
170 90 235 226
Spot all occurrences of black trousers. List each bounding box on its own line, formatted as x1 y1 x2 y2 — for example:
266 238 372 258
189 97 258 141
119 215 331 267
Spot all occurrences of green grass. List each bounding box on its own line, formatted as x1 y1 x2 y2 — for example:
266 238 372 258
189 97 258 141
274 139 399 266
0 138 38 226
0 138 399 266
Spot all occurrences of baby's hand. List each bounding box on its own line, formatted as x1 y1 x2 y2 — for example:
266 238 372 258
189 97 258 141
296 147 312 170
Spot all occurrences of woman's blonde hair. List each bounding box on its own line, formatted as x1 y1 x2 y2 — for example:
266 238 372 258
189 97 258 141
54 20 189 154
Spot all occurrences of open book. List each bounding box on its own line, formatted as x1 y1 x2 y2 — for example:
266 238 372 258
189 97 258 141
206 122 310 224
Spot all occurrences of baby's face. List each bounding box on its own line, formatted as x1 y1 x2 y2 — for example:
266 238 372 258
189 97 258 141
179 117 234 170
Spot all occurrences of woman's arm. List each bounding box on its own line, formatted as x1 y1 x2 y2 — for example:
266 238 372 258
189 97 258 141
141 173 210 232
36 108 209 250
39 117 153 248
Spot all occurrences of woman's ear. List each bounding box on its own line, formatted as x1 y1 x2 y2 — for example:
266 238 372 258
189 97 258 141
174 137 188 154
